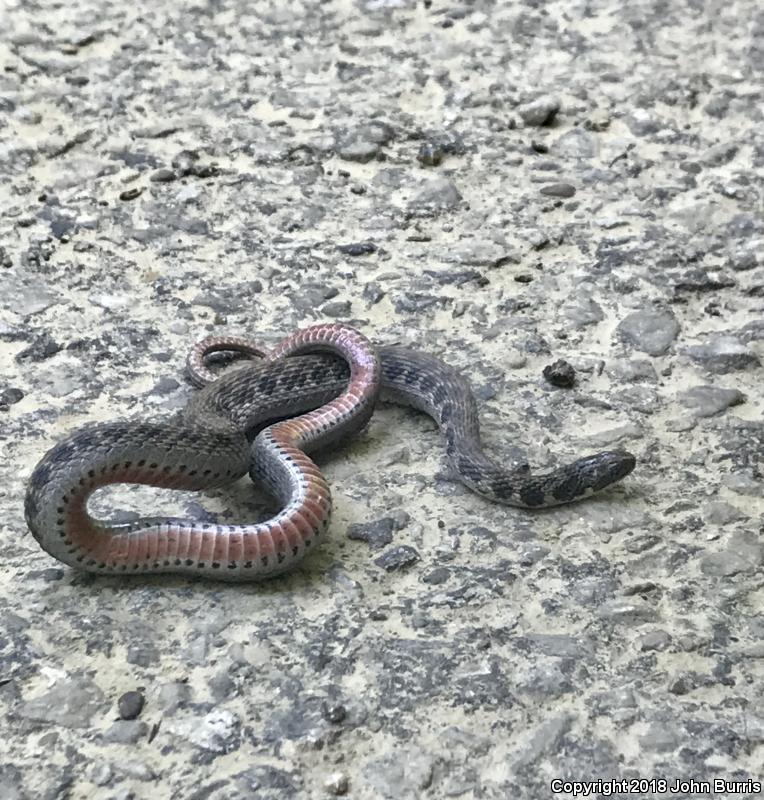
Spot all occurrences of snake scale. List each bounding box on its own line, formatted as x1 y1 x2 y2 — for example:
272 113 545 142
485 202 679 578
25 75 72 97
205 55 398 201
25 324 636 581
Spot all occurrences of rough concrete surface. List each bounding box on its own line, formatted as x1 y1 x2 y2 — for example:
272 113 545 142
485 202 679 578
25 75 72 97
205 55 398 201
1 1 763 798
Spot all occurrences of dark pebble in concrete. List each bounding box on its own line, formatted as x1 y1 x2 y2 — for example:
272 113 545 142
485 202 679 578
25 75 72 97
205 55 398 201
417 142 445 166
15 333 62 362
338 242 377 256
374 546 421 572
0 387 24 405
150 168 177 183
118 690 146 720
543 360 576 388
348 515 409 549
539 183 576 198
322 702 347 723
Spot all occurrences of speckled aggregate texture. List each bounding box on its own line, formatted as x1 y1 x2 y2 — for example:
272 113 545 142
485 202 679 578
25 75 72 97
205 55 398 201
1 0 763 798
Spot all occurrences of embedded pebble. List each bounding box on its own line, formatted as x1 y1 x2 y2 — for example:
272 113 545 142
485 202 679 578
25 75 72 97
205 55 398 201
598 599 658 624
561 295 604 329
337 241 376 256
417 142 445 167
539 183 576 198
702 501 745 526
585 423 643 447
617 308 680 356
150 167 177 183
684 335 760 373
117 690 145 720
324 773 350 796
363 747 434 798
637 630 672 651
337 133 380 163
165 709 241 753
89 764 114 787
678 385 746 417
0 387 24 406
374 546 421 572
609 359 657 383
700 531 763 578
517 96 561 127
11 280 61 317
347 515 408 549
103 720 149 744
410 177 462 210
542 359 576 388
15 333 62 362
722 473 763 497
16 677 106 728
553 128 598 159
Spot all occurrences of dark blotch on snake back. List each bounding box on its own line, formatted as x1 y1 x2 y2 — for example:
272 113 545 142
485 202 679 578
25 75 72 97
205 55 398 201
550 471 582 502
519 485 545 507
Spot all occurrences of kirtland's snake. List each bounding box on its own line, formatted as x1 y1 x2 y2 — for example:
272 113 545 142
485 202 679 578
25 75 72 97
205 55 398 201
25 324 636 581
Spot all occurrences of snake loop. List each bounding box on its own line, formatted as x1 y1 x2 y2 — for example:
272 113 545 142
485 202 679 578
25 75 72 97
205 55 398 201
24 324 380 580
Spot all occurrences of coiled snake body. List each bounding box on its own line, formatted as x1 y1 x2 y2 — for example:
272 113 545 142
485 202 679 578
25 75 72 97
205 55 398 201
25 324 635 581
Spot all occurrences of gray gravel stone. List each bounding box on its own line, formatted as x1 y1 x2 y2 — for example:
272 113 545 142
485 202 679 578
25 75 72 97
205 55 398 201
552 128 598 159
637 630 672 651
103 720 149 744
0 387 24 406
609 358 658 383
156 681 192 713
16 677 106 729
617 307 680 355
678 385 746 417
363 747 434 798
321 299 352 317
700 550 752 577
89 764 114 787
700 531 763 576
539 182 576 198
685 335 760 373
639 722 680 753
598 599 657 624
561 295 604 328
410 177 462 210
347 516 407 549
166 709 240 753
512 713 572 768
15 333 62 362
517 96 561 127
0 765 26 800
337 138 379 163
233 766 301 798
374 546 421 572
702 501 745 526
6 283 58 317
585 423 643 447
625 109 663 136
722 472 763 497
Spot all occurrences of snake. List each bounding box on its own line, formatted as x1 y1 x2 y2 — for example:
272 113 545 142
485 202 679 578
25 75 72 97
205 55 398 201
24 323 636 581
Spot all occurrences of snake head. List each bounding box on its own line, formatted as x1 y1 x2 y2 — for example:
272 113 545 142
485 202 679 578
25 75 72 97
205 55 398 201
575 450 636 493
